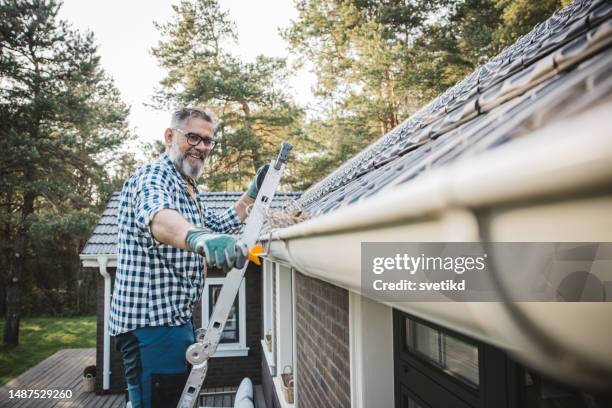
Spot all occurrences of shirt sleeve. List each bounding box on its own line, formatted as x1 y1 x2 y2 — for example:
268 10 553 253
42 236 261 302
133 166 176 237
201 203 243 233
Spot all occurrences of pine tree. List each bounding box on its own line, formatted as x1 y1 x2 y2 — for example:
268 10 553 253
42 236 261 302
283 0 565 185
152 0 312 191
0 0 129 345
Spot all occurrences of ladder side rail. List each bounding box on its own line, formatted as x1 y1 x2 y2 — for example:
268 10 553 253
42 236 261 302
178 143 291 408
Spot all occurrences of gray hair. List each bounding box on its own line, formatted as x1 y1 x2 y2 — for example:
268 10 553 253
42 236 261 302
170 107 218 130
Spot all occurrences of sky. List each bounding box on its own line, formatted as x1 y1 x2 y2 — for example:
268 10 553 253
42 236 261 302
58 0 315 150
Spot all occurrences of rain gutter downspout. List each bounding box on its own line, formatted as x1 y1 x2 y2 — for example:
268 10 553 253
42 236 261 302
98 256 111 391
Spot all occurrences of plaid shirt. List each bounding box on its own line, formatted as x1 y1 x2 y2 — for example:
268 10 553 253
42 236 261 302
109 153 242 336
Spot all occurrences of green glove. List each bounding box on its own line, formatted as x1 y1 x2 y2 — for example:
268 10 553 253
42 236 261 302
247 164 270 199
185 229 245 273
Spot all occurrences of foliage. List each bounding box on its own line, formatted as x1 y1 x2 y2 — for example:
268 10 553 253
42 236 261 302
284 0 566 185
152 0 315 191
493 0 572 48
0 316 96 385
0 0 130 341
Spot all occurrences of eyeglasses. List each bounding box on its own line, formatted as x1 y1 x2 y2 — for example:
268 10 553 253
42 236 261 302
172 128 217 148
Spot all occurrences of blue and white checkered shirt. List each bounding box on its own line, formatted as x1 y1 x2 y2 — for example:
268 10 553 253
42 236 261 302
109 153 242 336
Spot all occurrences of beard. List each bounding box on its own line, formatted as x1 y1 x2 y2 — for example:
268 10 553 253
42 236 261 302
168 137 206 179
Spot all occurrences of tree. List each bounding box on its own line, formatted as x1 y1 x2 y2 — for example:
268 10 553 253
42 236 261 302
152 0 313 191
283 0 565 184
283 0 451 184
0 0 129 345
493 0 572 51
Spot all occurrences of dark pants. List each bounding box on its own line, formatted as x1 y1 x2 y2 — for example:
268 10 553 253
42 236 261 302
115 322 194 408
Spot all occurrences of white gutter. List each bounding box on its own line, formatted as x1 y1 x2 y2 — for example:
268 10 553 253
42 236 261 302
265 102 612 387
81 254 117 268
98 256 111 391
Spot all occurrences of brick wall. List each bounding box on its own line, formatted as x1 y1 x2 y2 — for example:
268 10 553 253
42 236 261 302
295 271 351 408
96 263 261 394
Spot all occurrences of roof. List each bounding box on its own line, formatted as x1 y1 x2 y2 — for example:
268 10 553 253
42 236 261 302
80 191 301 256
81 192 121 256
298 0 612 216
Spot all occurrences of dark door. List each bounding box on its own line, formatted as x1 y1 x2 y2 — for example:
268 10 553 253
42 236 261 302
394 309 503 408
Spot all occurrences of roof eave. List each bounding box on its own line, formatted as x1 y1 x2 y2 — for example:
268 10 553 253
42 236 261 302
80 253 117 268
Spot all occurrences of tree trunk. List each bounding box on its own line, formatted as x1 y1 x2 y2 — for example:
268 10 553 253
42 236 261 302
0 284 5 320
1 194 13 318
3 191 35 346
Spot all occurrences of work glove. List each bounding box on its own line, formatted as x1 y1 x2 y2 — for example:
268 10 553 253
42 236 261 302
185 229 247 273
246 164 270 199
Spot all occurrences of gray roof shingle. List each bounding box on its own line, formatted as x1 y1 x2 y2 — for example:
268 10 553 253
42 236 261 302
80 191 301 256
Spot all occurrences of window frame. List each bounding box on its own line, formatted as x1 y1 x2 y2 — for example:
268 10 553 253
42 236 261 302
395 311 482 406
262 258 296 408
349 292 395 408
405 319 481 389
274 263 294 372
262 259 276 373
201 276 249 357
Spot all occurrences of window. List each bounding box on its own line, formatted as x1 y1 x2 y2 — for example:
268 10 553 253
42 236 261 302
274 264 294 372
208 284 239 343
262 259 276 373
394 310 485 408
201 277 249 357
405 319 480 388
262 259 296 408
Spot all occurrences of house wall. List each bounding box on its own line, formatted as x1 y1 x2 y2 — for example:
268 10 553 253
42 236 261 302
95 264 262 394
294 271 351 408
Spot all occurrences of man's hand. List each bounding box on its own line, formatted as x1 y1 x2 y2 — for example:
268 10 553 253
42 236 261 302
185 229 246 272
246 164 269 199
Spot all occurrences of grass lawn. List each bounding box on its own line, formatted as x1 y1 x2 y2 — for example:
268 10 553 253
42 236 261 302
0 316 96 386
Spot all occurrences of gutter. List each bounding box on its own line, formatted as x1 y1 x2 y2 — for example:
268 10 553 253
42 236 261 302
265 102 612 387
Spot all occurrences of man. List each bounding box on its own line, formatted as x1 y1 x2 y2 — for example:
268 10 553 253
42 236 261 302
109 107 267 408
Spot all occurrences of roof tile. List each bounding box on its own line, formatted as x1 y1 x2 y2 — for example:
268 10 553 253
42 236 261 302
80 191 300 256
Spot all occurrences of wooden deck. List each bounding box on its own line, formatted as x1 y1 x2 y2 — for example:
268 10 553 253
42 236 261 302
0 348 123 407
0 348 266 408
